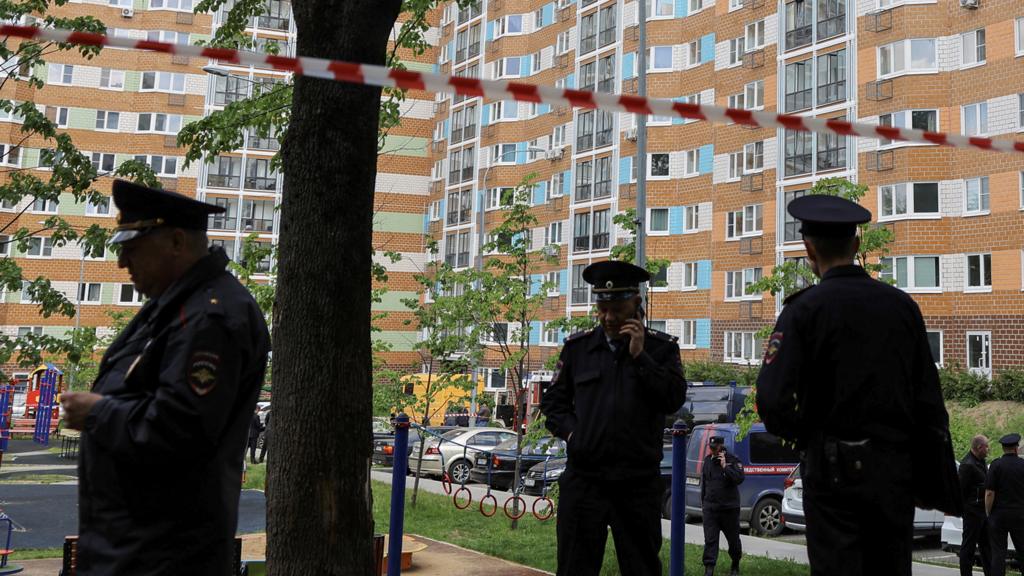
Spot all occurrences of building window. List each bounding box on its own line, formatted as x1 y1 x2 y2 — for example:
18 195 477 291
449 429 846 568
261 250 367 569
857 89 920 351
785 60 813 112
724 332 761 364
688 41 701 67
571 263 590 305
594 156 612 199
879 182 939 219
684 149 699 177
745 20 765 51
240 199 275 233
648 153 669 180
146 30 189 44
966 253 992 291
594 111 614 148
966 332 991 377
878 109 938 147
725 267 762 300
647 0 674 17
47 64 74 85
682 262 698 289
683 205 700 232
208 198 237 230
31 197 58 213
961 29 986 67
783 190 808 242
207 156 242 188
150 0 193 10
784 130 812 177
726 205 763 240
878 39 936 78
85 196 111 216
495 14 523 37
962 102 988 137
546 221 563 245
816 129 847 172
25 237 54 257
142 71 186 93
1019 93 1024 129
728 152 743 180
744 141 764 173
598 5 616 48
592 209 610 250
965 176 989 215
134 155 177 178
551 172 566 198
557 31 572 55
926 331 942 366
728 37 746 66
496 57 522 79
597 54 616 93
649 208 669 234
118 283 145 305
579 12 597 54
576 111 595 151
95 110 119 131
879 256 940 291
575 160 593 202
90 153 115 173
1018 17 1024 57
77 282 101 304
785 0 812 51
573 213 591 253
649 46 673 72
817 50 846 106
817 0 845 40
100 68 124 89
137 113 182 135
17 326 43 337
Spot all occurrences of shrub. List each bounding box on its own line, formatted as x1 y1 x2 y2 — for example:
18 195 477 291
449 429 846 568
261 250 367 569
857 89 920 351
991 369 1024 403
684 361 757 386
938 363 991 406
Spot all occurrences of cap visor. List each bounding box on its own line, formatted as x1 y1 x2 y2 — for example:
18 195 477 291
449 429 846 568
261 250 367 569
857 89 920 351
110 229 145 244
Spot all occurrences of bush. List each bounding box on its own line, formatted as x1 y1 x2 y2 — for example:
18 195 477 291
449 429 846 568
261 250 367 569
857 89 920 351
991 369 1024 403
938 364 991 406
684 361 757 386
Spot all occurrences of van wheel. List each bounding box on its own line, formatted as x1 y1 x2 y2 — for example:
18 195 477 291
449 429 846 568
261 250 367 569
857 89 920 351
751 497 784 537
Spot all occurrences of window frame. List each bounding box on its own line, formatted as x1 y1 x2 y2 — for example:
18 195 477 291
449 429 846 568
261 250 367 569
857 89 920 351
648 207 670 236
879 255 942 293
723 331 762 365
682 262 698 290
877 182 940 221
966 331 991 377
648 153 670 180
965 253 992 292
877 38 937 79
648 46 673 72
964 176 990 216
961 28 986 68
961 102 989 137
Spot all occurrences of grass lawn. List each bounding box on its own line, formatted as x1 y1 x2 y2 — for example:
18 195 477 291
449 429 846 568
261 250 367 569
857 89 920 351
244 462 267 490
372 481 808 575
0 473 76 484
9 547 63 560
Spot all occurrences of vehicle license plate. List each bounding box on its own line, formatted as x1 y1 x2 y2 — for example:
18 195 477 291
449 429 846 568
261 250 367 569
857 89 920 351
686 477 700 486
524 479 536 487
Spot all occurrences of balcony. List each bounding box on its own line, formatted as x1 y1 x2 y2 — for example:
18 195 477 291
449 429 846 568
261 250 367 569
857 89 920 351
740 173 763 192
208 216 237 231
240 217 274 233
742 49 765 69
597 77 615 93
865 79 893 101
594 180 612 199
257 14 290 31
244 176 278 191
598 28 616 48
785 26 812 51
865 8 892 33
573 235 590 253
864 149 894 172
207 174 241 189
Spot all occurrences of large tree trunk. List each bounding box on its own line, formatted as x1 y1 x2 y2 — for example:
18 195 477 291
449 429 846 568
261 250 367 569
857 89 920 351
269 1 401 574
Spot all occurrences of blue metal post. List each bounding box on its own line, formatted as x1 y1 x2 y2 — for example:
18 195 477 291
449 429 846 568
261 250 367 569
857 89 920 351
387 414 410 576
669 420 689 576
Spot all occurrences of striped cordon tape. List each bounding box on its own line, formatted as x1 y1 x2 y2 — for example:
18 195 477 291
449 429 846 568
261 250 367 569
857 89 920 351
3 23 1022 155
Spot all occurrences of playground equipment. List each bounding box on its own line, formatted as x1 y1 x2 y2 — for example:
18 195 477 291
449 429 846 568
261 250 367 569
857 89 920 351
0 365 62 451
0 512 22 575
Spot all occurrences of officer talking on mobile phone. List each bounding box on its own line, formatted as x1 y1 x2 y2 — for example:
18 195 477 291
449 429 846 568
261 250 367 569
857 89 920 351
701 435 745 576
541 260 687 576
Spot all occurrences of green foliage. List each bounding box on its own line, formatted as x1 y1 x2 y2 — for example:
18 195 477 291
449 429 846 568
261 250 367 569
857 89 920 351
684 360 757 386
947 403 1024 458
938 364 1024 406
991 369 1024 403
609 208 669 286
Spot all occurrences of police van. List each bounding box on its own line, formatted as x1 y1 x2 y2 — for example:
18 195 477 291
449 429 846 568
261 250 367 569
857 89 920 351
682 423 800 537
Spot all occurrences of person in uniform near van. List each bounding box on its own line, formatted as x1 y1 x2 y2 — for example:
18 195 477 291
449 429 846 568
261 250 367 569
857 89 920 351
959 434 991 576
701 435 745 576
755 195 958 576
985 433 1024 576
248 407 264 464
60 180 271 576
541 260 687 576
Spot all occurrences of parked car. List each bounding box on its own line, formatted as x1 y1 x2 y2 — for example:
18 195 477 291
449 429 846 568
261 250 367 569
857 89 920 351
408 427 516 484
683 423 799 537
372 425 457 467
665 383 752 436
523 457 566 496
470 436 566 491
782 465 945 536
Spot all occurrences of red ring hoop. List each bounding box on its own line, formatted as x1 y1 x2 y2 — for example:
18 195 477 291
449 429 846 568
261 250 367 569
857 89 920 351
532 497 555 520
441 472 453 495
479 494 498 517
453 486 472 509
504 495 527 520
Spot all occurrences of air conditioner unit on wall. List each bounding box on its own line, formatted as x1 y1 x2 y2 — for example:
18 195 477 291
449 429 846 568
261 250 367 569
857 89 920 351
625 127 638 142
121 7 134 17
958 0 979 8
545 148 564 161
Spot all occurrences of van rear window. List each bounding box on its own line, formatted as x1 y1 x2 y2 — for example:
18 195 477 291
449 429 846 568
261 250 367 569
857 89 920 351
686 430 705 462
749 432 798 464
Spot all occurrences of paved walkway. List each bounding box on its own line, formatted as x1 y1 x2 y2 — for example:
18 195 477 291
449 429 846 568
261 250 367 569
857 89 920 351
372 470 964 576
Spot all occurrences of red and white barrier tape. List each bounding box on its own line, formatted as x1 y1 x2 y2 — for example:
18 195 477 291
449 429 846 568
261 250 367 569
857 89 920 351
5 24 1023 155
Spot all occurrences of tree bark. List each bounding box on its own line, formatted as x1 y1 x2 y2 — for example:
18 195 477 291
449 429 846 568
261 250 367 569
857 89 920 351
269 1 401 574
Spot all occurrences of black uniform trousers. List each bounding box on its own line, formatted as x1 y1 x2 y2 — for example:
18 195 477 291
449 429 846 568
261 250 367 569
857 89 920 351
248 437 260 464
555 469 663 576
961 512 991 576
702 506 742 568
990 510 1024 576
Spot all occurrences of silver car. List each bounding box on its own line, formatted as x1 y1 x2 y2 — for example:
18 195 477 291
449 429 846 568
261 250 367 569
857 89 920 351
408 427 516 484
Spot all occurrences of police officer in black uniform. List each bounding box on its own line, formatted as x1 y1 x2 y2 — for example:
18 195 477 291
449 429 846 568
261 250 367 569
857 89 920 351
985 433 1024 576
61 180 271 576
540 260 687 576
959 434 992 576
701 435 745 576
755 195 959 576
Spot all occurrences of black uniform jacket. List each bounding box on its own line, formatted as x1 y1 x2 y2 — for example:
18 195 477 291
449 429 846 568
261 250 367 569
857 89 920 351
701 452 745 511
540 325 687 480
986 453 1024 514
958 451 988 516
78 247 270 575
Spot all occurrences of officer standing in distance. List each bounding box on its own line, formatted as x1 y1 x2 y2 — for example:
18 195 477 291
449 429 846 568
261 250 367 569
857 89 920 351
61 180 271 575
701 435 745 576
541 260 687 576
755 195 959 576
959 435 992 576
985 433 1024 576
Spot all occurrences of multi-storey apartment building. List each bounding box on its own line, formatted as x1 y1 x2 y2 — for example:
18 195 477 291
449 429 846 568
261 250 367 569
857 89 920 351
2 0 1022 397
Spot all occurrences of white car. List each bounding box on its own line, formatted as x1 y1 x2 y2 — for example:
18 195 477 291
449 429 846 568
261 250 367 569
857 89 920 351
408 427 516 484
781 467 944 536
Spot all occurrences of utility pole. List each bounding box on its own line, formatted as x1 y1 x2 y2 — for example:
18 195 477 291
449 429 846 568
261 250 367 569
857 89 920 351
636 0 649 305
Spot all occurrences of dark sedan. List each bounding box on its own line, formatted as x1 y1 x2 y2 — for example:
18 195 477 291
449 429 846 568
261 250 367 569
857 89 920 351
469 436 565 491
372 426 456 467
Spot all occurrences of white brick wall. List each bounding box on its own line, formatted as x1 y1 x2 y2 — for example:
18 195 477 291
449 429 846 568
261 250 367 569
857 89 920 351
75 66 101 88
400 99 435 120
938 34 959 72
856 0 875 16
667 262 683 291
987 94 1019 136
623 1 637 27
857 116 879 152
940 179 963 217
701 88 715 104
673 44 686 71
51 243 80 260
669 151 685 179
118 111 136 133
714 41 730 71
541 46 555 70
764 14 779 46
712 153 730 184
763 137 777 170
423 27 440 46
374 251 427 273
698 202 713 231
941 253 964 292
531 226 546 248
376 173 432 196
185 74 206 95
178 160 199 179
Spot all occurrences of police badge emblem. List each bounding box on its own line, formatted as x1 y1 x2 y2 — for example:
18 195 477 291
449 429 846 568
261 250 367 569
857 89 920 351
763 332 783 365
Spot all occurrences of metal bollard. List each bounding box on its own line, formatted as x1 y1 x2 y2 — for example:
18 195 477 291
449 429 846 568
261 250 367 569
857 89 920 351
669 420 689 576
387 413 410 576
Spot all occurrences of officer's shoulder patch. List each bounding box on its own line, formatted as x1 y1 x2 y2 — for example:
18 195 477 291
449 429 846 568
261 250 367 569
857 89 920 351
783 285 813 305
188 351 220 396
564 328 593 343
646 328 677 343
763 332 784 365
